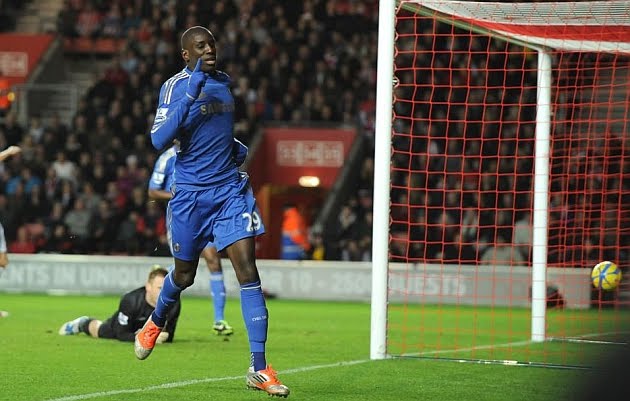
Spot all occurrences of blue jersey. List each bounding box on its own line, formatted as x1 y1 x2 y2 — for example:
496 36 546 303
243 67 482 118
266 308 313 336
151 67 239 189
148 145 178 193
150 67 262 258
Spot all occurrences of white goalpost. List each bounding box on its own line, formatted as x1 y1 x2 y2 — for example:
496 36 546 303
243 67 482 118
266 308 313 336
371 0 630 362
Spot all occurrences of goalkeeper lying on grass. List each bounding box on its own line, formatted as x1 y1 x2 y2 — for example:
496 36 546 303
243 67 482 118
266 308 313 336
58 265 180 343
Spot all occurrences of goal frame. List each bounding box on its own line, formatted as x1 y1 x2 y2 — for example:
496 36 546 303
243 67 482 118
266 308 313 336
370 0 590 360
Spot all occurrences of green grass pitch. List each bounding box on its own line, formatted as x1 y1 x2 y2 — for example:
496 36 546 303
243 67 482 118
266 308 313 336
0 293 625 401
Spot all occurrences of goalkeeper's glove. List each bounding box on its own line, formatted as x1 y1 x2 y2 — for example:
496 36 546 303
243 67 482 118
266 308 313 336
185 58 207 101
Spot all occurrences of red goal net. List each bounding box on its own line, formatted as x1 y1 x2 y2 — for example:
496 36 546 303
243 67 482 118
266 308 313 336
386 0 630 367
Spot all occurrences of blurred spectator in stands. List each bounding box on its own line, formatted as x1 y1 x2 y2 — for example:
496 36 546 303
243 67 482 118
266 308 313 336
103 56 129 87
565 235 601 269
8 225 36 254
55 179 76 213
341 239 369 262
51 151 77 185
0 70 13 117
100 3 122 38
75 2 102 38
140 201 165 255
63 198 92 251
0 112 23 145
513 211 532 263
309 230 326 261
20 166 43 194
88 199 118 254
23 185 48 224
6 180 26 226
40 223 74 254
43 202 66 239
56 0 79 37
0 194 15 239
121 5 141 35
337 204 357 240
114 210 141 255
120 47 140 75
78 182 102 214
480 235 525 266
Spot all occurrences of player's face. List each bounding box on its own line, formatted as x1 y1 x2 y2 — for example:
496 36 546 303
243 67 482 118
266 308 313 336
145 275 166 307
184 32 217 74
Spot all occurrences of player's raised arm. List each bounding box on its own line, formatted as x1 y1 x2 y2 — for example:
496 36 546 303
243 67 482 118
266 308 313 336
150 59 207 150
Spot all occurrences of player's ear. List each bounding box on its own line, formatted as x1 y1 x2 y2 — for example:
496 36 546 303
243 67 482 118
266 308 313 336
182 49 189 62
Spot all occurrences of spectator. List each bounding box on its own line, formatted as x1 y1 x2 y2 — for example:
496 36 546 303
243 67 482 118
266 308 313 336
51 151 77 185
40 223 74 254
63 198 92 251
56 0 78 37
280 203 310 260
8 226 36 254
480 236 526 266
75 2 102 38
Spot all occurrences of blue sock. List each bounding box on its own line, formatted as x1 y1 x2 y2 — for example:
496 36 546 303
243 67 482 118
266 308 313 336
151 269 181 328
209 272 226 322
240 281 267 371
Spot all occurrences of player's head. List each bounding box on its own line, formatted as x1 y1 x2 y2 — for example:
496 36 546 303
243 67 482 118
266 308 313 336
181 26 216 74
145 265 169 307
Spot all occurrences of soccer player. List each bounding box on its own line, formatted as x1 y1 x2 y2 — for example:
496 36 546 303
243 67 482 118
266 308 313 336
136 26 289 397
0 145 20 318
147 137 248 336
58 265 180 343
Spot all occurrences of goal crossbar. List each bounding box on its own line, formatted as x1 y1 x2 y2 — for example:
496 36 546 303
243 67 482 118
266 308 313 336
403 0 630 54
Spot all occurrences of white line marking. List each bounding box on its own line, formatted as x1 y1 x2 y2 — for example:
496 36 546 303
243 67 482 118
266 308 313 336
44 360 368 401
44 330 617 401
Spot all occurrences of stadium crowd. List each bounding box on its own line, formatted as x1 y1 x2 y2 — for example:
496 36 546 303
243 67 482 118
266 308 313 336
0 0 380 258
0 0 627 269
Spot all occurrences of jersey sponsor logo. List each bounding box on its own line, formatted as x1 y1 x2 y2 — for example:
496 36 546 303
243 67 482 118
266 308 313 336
118 312 129 326
200 101 235 115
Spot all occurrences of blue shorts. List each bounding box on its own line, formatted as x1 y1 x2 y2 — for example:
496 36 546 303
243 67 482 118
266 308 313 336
166 214 215 255
167 174 265 260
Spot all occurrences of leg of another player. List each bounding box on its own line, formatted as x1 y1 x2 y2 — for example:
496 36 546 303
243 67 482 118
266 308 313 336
226 237 289 397
135 257 198 360
204 246 233 335
58 316 92 336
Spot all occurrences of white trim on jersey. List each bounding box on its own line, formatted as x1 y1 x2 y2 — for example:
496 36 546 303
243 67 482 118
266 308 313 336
163 70 189 105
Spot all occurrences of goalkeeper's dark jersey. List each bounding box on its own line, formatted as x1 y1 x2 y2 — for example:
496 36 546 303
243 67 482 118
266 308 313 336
99 286 181 342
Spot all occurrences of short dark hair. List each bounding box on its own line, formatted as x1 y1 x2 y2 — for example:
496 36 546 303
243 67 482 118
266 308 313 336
148 265 168 281
180 26 211 50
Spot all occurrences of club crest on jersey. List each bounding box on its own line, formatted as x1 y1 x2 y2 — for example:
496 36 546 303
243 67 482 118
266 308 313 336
173 243 180 253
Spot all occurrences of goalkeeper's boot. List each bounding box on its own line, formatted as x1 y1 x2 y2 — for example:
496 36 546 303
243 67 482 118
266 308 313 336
246 365 290 398
212 319 234 336
134 316 163 360
58 315 89 335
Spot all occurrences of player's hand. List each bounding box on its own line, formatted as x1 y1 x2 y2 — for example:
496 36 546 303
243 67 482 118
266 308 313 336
186 58 207 101
4 146 21 156
156 332 169 344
